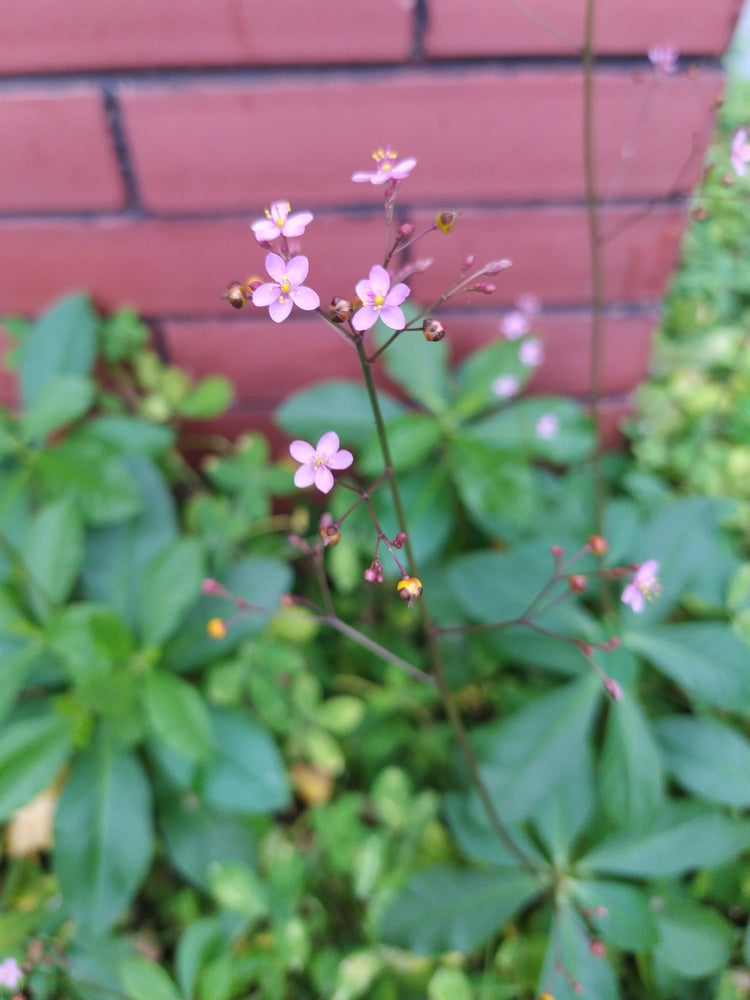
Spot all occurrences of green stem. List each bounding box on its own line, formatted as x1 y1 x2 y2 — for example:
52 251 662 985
354 341 536 871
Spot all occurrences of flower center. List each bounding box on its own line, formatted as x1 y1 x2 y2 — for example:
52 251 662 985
373 294 385 308
279 278 291 294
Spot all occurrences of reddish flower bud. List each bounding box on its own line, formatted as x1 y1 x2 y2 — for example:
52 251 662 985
364 568 378 583
245 275 263 293
568 573 588 593
477 282 496 294
394 531 407 548
590 940 605 957
462 254 476 270
397 222 415 238
604 676 623 701
319 524 341 546
423 318 446 342
202 577 222 595
587 533 608 556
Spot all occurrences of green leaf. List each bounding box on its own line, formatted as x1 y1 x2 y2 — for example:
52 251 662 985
359 412 443 476
137 538 204 647
579 804 750 877
538 900 619 1000
176 375 234 419
653 896 734 979
655 714 750 807
23 498 83 619
81 457 178 626
452 339 530 420
626 622 750 715
376 325 450 413
83 416 176 457
467 397 594 465
21 374 95 440
0 712 72 821
119 954 182 1000
475 674 601 824
443 794 547 869
54 739 153 934
175 919 223 999
208 861 269 924
571 879 659 951
275 380 404 449
199 709 289 815
144 672 214 762
378 865 540 954
45 603 135 690
0 644 36 726
599 693 665 830
35 435 143 525
448 433 537 535
532 745 595 861
19 293 98 408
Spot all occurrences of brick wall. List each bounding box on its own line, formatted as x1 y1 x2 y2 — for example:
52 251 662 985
0 0 742 442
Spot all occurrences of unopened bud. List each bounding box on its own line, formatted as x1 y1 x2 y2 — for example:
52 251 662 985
363 568 379 583
590 940 605 957
202 577 222 595
604 676 623 701
477 282 496 295
245 275 263 293
602 636 621 651
567 573 588 593
394 532 407 548
330 296 353 323
550 545 565 560
422 318 446 342
587 533 608 556
223 281 247 309
397 222 415 238
207 617 228 640
483 258 513 275
462 254 476 270
396 576 423 607
319 524 341 546
436 210 460 234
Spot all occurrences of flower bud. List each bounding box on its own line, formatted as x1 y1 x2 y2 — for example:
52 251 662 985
329 296 353 323
319 524 341 546
223 281 247 309
396 576 423 607
394 531 407 548
476 282 496 295
245 275 263 293
436 210 460 234
590 940 606 957
201 577 222 595
462 254 476 270
604 676 623 701
207 617 227 639
567 573 587 593
397 222 415 238
587 533 608 556
483 258 513 275
422 318 446 342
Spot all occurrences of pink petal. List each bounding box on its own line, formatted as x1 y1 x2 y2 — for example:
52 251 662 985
316 431 341 454
252 282 279 306
269 298 293 322
283 211 313 236
352 305 379 331
378 304 406 330
328 448 353 470
264 252 287 281
351 170 378 183
355 278 373 301
386 281 410 306
392 157 417 179
286 255 310 283
291 286 320 311
290 439 315 462
294 464 316 488
368 264 391 291
314 466 335 493
251 219 278 242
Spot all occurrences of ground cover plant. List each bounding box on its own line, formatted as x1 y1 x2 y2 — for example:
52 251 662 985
3 18 750 1000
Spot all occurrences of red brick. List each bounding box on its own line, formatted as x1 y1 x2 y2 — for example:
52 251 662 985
0 0 413 74
0 208 682 319
408 205 685 306
120 69 720 212
0 89 125 212
425 0 740 57
163 310 654 407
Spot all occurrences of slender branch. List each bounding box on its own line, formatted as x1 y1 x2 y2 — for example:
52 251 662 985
320 614 437 686
354 340 536 871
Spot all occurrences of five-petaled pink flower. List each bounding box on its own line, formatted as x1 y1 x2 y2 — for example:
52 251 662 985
0 957 22 989
648 45 678 74
352 264 410 331
251 201 314 243
535 413 559 439
519 337 544 367
290 431 354 494
621 559 661 613
501 310 530 340
492 374 520 399
351 146 417 185
252 253 320 323
731 128 750 178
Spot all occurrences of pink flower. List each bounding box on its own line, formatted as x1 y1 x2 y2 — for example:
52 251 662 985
519 337 544 367
621 559 661 613
352 264 410 331
731 128 750 178
251 200 313 243
648 45 678 74
351 145 417 185
0 958 22 989
290 431 353 494
535 413 559 439
516 292 541 317
252 253 320 323
491 374 520 399
500 310 530 340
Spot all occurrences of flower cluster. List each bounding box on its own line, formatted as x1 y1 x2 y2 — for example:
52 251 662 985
731 128 750 178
